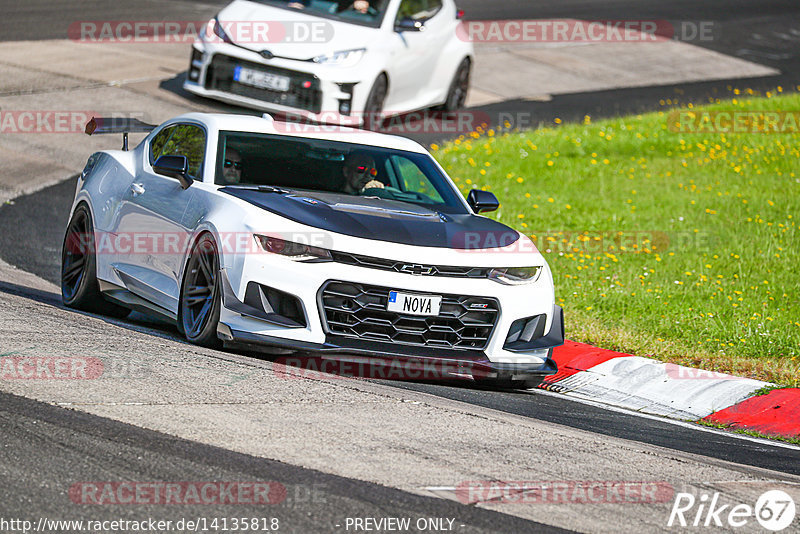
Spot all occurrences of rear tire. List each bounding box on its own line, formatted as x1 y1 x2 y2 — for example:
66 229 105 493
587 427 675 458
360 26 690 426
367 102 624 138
179 234 222 348
61 205 130 318
363 74 388 131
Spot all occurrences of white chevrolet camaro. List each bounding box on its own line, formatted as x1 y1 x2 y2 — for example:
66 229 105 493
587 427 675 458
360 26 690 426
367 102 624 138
63 113 563 387
183 0 474 125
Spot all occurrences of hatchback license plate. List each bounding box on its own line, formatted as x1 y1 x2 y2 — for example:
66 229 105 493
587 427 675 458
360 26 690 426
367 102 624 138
233 66 291 92
387 291 442 316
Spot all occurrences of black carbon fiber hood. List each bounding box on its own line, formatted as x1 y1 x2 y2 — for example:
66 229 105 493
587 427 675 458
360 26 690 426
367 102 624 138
221 188 520 250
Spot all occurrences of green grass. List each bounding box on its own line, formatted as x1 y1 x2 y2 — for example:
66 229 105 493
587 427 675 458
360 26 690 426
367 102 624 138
696 419 800 444
751 384 789 397
433 90 800 386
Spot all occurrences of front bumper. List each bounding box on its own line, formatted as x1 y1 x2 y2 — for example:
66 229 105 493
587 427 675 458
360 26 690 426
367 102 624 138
219 326 559 382
184 42 371 124
217 260 564 375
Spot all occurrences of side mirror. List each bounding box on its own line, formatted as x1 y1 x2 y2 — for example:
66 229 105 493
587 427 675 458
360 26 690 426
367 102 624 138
395 17 425 32
154 155 192 189
467 189 499 213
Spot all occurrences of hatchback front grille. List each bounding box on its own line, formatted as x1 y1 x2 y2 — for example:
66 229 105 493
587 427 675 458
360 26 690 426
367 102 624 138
319 281 499 350
206 54 322 113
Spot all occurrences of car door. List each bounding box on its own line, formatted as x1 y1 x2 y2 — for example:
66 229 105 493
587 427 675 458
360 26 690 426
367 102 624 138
114 123 206 314
385 0 448 109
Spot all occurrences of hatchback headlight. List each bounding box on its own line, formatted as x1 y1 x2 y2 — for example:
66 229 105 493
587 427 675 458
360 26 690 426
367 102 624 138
313 48 366 67
488 266 543 285
202 16 233 43
254 235 332 263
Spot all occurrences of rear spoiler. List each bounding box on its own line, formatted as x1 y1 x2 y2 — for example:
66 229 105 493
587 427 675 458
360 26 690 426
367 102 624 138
85 117 157 151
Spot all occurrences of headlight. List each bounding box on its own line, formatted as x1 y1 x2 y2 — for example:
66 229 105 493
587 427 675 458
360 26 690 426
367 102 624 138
205 16 233 43
488 266 543 285
254 235 332 263
313 48 366 67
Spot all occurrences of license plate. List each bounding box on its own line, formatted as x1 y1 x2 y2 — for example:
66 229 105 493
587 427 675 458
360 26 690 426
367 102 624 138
233 65 291 92
387 291 442 316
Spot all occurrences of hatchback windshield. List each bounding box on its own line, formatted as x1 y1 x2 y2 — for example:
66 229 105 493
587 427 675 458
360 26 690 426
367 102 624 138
216 131 469 213
255 0 391 28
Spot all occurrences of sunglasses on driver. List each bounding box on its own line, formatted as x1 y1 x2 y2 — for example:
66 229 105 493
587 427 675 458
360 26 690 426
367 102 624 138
355 165 378 177
224 159 242 170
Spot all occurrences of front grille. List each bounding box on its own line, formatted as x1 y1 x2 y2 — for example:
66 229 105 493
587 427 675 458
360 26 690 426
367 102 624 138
330 251 491 278
320 281 499 350
206 54 322 113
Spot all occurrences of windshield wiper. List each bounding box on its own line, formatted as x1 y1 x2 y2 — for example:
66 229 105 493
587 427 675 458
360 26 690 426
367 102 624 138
226 185 291 194
257 185 290 194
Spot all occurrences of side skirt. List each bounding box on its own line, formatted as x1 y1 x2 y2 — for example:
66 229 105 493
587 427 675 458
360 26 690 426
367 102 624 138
98 280 178 324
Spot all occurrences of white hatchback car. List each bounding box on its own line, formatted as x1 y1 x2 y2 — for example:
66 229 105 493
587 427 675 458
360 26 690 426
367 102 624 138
183 0 474 125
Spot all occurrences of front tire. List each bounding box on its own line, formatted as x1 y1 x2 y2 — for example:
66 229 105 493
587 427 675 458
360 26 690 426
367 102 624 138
439 58 471 112
61 205 129 318
179 234 222 348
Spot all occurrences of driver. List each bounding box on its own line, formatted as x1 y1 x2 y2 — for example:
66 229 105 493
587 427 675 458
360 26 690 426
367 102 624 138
336 0 374 14
221 147 243 184
342 152 384 194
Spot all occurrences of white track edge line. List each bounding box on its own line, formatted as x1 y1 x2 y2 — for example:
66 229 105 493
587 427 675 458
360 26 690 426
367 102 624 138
530 388 800 451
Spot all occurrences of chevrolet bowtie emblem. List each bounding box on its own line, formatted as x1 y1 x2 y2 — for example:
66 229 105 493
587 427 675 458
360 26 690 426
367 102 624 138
400 264 434 276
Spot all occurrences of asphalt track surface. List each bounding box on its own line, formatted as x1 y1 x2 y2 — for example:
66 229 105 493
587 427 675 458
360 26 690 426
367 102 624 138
2 0 799 137
0 390 562 533
1 179 799 479
2 1 800 530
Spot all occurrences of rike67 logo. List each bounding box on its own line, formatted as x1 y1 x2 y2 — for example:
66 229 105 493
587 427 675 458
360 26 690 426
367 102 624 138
668 490 796 531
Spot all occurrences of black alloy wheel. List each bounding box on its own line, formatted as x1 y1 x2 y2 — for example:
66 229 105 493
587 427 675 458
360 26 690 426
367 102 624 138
180 234 222 347
61 204 129 317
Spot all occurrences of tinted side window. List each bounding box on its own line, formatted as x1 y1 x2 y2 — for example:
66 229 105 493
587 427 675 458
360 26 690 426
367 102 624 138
159 124 206 178
387 155 445 204
397 0 442 21
149 126 175 165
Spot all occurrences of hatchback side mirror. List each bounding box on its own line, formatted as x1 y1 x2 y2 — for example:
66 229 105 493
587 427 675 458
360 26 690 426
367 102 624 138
395 17 425 32
154 155 192 189
467 189 500 213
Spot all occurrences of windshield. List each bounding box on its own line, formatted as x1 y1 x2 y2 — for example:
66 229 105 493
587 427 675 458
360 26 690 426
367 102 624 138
216 131 469 214
252 0 391 28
